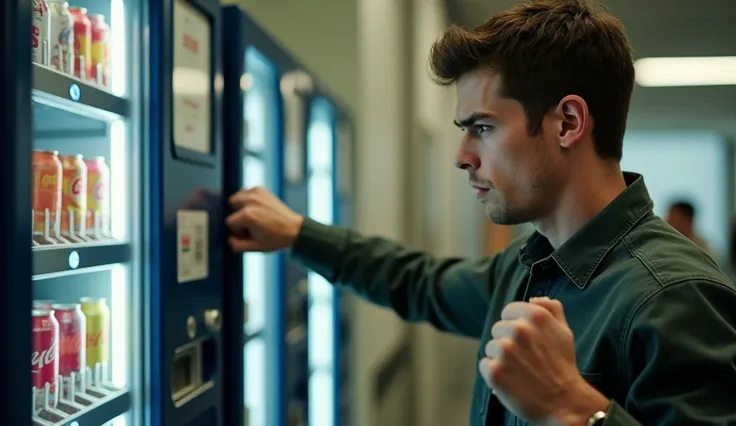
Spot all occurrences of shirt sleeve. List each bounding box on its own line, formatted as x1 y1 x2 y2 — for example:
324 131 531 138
290 217 507 338
605 279 736 425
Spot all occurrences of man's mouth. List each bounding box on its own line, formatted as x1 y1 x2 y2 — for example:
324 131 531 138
471 184 492 198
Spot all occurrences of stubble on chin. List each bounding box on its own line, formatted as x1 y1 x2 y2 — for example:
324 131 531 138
482 191 527 226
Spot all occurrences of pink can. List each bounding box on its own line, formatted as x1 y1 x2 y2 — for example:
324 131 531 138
32 309 59 409
52 304 86 376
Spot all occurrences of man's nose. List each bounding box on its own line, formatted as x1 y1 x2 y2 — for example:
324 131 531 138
454 137 480 170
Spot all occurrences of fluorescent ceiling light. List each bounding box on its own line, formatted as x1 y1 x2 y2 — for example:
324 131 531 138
634 56 736 87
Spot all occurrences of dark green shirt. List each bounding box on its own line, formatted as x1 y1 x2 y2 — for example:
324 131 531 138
292 172 736 426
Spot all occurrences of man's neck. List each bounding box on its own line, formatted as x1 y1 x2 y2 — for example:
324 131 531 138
534 165 627 249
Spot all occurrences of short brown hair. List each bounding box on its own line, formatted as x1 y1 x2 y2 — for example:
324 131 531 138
429 0 634 161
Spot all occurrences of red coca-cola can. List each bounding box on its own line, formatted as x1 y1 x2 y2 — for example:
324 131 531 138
32 309 59 409
52 304 86 376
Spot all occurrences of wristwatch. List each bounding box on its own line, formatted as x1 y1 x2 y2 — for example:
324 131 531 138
586 411 606 426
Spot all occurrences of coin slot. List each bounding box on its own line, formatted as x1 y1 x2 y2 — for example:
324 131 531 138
170 338 216 407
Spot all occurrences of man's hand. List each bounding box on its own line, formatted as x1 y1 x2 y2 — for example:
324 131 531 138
479 297 609 426
226 186 304 253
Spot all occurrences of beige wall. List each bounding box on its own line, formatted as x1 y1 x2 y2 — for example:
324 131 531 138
224 0 358 114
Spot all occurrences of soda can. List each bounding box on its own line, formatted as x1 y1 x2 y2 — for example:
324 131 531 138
59 154 88 241
47 0 74 73
85 157 109 238
69 7 91 79
33 300 55 310
79 297 109 368
31 0 50 64
52 304 86 377
32 309 59 410
89 14 110 87
32 150 62 242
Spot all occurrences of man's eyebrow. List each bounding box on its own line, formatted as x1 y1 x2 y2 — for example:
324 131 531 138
453 112 496 128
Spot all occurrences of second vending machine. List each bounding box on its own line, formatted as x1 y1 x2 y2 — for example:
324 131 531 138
222 6 356 426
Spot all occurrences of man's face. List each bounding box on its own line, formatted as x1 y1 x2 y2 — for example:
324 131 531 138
454 68 568 225
666 208 692 235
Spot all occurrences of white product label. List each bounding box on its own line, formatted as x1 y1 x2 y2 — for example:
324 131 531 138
172 0 212 154
177 210 209 283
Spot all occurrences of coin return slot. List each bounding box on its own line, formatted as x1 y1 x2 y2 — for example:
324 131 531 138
171 338 216 407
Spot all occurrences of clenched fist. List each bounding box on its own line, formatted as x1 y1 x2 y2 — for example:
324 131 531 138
226 186 304 253
480 297 609 425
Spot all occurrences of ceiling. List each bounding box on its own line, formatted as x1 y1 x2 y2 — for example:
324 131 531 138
444 0 736 134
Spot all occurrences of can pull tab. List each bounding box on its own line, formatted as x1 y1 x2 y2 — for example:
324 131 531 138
204 309 222 333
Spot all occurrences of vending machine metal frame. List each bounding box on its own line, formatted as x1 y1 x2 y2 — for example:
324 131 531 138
3 0 149 422
149 0 232 425
1 0 34 420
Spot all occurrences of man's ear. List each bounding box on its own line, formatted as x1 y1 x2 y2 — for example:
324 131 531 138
556 95 589 149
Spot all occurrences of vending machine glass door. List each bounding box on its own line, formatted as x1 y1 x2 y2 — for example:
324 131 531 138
242 45 282 426
306 97 337 426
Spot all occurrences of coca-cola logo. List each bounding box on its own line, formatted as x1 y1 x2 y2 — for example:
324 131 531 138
31 340 57 371
59 334 82 356
71 177 82 195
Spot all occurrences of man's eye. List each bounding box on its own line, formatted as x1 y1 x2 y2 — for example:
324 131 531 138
476 125 493 135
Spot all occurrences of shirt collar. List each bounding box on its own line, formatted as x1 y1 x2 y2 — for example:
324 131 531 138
518 172 654 289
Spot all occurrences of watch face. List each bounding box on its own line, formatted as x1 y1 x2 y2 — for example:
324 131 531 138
589 412 607 426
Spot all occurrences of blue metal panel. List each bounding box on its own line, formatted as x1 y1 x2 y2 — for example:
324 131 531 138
148 0 225 425
0 0 33 424
221 8 246 426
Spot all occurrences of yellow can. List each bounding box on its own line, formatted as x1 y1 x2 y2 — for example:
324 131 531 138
80 297 109 367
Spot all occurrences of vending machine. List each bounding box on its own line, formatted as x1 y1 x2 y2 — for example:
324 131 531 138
223 7 307 426
4 0 145 422
222 6 355 426
1 0 239 423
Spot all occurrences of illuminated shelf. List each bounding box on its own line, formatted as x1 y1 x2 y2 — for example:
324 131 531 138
34 390 130 426
33 241 131 279
32 63 129 119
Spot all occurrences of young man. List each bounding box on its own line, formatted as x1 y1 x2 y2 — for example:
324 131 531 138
226 1 736 425
665 200 716 258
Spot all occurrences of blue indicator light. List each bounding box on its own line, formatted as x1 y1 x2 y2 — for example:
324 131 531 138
68 251 80 269
69 83 81 102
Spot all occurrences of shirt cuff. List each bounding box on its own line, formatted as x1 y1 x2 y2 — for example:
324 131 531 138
601 400 642 426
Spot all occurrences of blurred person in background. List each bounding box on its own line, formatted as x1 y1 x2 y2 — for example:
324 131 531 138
226 0 736 425
665 199 715 258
